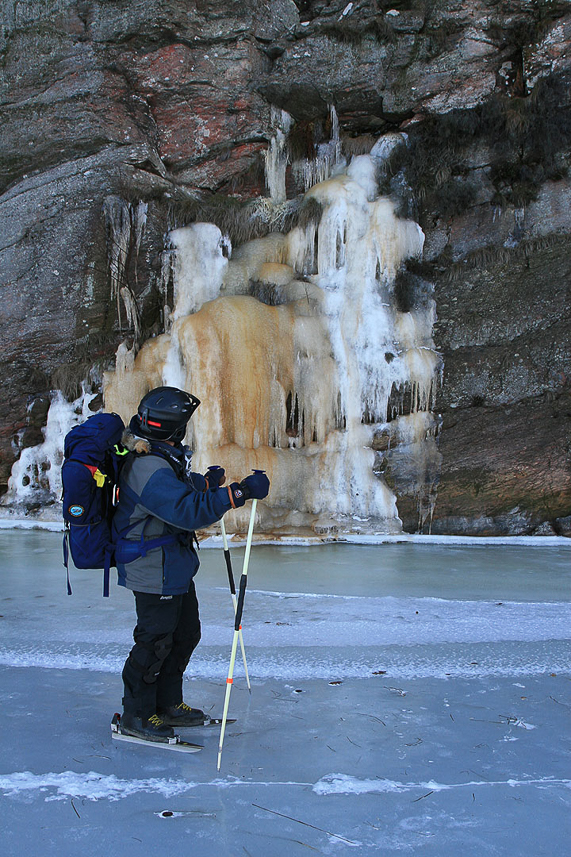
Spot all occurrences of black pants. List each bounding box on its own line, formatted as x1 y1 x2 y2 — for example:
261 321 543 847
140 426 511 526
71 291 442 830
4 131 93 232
122 582 201 720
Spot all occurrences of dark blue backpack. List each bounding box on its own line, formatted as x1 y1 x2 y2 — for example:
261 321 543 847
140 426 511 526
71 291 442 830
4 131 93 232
62 413 127 597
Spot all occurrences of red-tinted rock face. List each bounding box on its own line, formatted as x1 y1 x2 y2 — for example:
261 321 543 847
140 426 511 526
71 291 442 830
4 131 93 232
1 0 570 534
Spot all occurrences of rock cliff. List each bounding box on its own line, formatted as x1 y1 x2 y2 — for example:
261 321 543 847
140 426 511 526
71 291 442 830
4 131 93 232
1 0 569 534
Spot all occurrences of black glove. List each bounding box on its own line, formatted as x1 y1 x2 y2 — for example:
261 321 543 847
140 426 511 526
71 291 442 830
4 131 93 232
240 471 270 500
205 465 226 489
228 482 247 507
227 471 270 507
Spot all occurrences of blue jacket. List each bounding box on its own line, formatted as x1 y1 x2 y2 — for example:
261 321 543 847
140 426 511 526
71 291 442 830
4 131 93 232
113 442 233 595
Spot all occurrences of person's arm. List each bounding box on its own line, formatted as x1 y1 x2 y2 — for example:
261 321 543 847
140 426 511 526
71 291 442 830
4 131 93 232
136 458 270 531
138 464 234 531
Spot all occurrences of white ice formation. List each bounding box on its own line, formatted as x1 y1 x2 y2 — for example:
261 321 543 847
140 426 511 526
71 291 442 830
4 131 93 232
2 390 98 509
103 111 442 535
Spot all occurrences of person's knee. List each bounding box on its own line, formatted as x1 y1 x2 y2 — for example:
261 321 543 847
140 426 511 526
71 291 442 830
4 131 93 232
154 633 174 662
124 632 174 684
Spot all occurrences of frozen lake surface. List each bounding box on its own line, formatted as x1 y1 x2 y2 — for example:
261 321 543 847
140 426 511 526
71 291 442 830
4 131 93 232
0 531 570 856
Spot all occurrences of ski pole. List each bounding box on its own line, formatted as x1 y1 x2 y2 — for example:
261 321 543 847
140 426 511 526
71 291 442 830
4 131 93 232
220 514 251 692
217 492 258 771
208 466 251 691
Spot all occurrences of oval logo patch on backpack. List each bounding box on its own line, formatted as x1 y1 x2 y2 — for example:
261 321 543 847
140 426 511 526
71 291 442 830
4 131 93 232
68 505 85 517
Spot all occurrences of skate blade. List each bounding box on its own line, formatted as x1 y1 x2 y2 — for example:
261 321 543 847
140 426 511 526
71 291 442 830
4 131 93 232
169 717 237 729
111 714 202 753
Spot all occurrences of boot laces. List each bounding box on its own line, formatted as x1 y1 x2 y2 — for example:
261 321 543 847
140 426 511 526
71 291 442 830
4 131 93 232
176 702 194 712
148 714 165 727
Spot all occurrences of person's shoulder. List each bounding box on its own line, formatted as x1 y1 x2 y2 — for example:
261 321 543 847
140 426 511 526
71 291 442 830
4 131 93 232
124 453 172 489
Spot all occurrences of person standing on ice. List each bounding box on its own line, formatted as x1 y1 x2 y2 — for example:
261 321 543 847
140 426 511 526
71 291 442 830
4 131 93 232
113 386 269 743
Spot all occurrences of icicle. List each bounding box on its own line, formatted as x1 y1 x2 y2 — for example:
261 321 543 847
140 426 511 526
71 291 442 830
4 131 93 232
104 197 131 330
132 202 148 256
286 223 318 276
162 322 187 392
170 223 231 319
104 197 147 334
292 105 346 192
264 107 294 204
120 287 141 344
159 249 175 332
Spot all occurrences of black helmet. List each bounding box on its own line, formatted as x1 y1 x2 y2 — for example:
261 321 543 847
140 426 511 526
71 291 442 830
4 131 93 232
130 386 200 442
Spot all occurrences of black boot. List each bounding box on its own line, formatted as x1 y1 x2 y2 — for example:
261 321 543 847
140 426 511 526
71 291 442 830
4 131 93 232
120 713 175 742
158 702 208 727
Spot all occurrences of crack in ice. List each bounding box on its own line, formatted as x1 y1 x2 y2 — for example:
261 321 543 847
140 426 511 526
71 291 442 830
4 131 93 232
1 771 569 803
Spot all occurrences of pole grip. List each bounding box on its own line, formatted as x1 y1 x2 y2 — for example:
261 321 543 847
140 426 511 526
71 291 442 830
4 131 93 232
235 574 247 630
224 550 236 594
220 515 235 589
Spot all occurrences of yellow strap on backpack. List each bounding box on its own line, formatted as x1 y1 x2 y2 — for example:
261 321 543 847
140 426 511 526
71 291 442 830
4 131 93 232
92 469 107 488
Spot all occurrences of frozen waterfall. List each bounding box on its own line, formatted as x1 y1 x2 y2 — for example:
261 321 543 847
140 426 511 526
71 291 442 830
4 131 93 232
4 115 441 535
102 120 441 535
